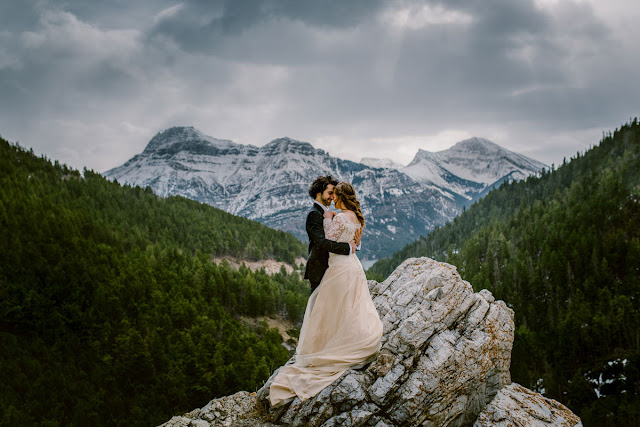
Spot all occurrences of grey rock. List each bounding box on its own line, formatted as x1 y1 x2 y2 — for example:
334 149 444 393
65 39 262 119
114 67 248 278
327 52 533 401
158 391 275 427
474 383 583 427
160 257 581 426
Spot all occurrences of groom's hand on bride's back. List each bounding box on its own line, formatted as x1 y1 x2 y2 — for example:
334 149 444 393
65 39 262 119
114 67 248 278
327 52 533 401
354 227 362 246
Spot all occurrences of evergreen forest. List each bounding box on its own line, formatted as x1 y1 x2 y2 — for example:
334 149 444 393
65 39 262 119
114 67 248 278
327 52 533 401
0 137 310 426
367 119 640 426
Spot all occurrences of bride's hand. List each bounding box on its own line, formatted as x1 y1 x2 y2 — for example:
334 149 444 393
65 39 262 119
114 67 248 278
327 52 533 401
323 210 335 219
354 227 362 246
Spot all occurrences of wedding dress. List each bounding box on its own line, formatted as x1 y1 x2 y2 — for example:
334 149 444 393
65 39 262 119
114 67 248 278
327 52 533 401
269 213 383 407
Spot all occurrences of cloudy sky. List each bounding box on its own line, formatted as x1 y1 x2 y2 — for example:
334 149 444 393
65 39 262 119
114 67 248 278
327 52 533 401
1 0 638 172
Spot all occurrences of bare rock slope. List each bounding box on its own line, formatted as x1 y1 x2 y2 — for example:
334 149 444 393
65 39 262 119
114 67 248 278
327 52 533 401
161 258 581 427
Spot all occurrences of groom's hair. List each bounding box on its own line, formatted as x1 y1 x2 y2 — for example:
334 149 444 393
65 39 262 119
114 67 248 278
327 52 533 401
309 175 338 199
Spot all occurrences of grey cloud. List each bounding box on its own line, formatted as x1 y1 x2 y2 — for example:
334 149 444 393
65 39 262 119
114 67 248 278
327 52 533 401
148 0 388 56
0 0 638 173
145 0 637 150
0 1 40 32
385 1 617 126
272 1 607 118
0 0 176 31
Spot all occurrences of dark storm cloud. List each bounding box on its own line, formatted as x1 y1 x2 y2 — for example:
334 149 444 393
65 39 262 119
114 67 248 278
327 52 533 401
0 0 176 30
151 0 387 39
0 0 638 171
146 0 390 66
146 0 611 114
149 0 555 64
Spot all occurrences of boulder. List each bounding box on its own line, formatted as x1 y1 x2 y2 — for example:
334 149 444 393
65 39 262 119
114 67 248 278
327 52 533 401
474 383 583 427
161 391 271 427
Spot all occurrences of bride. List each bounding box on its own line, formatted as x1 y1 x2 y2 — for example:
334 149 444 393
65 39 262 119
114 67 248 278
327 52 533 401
269 182 383 407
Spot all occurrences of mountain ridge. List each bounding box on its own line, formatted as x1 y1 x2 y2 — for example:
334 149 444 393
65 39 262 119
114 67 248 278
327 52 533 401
104 127 546 259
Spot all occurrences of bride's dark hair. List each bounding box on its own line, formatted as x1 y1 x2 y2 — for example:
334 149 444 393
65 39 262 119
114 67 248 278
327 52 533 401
334 182 365 227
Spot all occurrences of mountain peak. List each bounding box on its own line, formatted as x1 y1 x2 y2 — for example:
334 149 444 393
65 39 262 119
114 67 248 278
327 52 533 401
360 157 403 169
410 137 500 160
448 137 503 154
434 137 547 185
407 148 438 167
143 126 237 154
402 137 546 192
261 137 319 156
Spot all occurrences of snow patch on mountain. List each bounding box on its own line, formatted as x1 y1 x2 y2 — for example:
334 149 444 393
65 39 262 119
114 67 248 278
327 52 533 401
360 157 404 169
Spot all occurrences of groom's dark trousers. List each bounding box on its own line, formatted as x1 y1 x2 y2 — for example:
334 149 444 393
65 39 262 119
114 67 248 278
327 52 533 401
304 204 351 293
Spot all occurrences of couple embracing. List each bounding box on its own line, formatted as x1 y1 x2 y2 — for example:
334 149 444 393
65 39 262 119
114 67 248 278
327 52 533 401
269 176 383 407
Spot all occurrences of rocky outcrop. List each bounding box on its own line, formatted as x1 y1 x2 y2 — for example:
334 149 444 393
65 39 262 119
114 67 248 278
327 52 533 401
474 383 583 427
160 258 582 427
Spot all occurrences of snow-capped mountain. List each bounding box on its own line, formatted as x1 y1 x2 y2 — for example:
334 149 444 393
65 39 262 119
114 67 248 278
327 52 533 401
360 157 403 170
104 128 546 259
105 127 460 259
401 137 547 200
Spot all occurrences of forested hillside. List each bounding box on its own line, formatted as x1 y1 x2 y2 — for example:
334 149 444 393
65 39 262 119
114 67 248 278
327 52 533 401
0 137 309 426
368 119 640 426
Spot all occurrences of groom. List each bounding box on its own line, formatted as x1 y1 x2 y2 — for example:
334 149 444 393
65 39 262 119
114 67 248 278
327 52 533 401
304 175 362 293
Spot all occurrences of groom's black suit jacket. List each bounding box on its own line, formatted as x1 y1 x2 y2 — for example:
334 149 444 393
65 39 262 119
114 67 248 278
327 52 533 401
304 203 351 291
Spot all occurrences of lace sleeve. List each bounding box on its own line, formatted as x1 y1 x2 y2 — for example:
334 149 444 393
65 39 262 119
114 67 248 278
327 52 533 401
323 214 348 241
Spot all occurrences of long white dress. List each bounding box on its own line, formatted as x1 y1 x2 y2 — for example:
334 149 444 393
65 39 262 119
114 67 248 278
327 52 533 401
269 213 383 407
